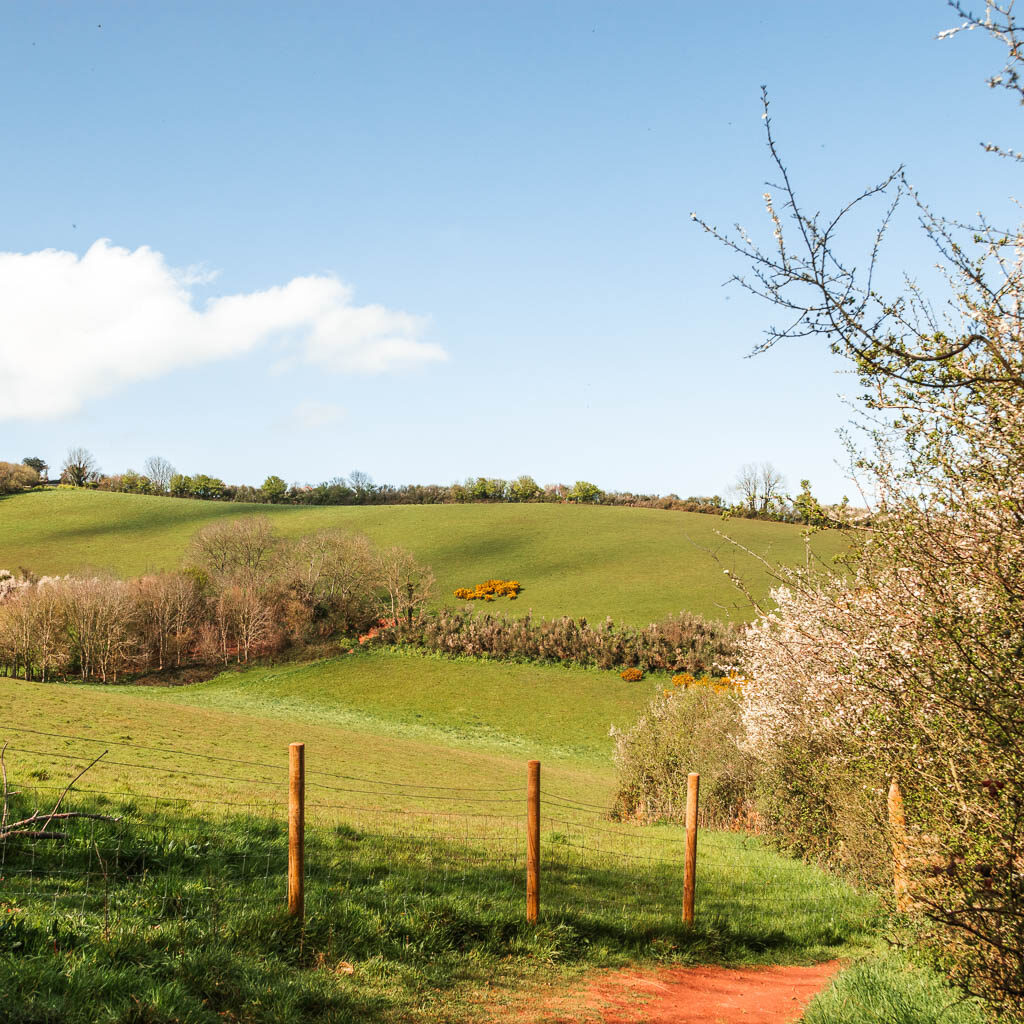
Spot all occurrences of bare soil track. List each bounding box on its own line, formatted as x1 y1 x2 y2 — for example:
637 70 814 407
484 961 843 1024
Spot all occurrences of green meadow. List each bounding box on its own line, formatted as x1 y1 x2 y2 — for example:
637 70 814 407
0 488 851 624
0 649 653 810
0 495 976 1023
1 651 889 1023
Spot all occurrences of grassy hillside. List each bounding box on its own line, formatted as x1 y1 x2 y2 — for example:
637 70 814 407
0 489 851 624
0 652 883 1022
158 650 653 767
2 652 968 1024
0 649 651 808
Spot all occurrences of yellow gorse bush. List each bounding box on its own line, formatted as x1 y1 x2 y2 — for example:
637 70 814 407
671 671 744 695
620 667 644 682
453 579 522 601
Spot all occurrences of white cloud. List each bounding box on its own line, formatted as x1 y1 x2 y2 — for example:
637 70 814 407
0 239 446 421
289 400 346 429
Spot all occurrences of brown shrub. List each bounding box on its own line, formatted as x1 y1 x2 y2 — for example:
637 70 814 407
388 606 738 675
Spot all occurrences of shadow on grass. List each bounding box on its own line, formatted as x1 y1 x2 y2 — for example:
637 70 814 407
0 793 878 1024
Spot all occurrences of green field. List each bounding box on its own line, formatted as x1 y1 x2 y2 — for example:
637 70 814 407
0 497 973 1023
1 649 656 810
0 489 851 624
1 650 896 1023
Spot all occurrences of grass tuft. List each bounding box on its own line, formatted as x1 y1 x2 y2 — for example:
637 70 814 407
803 954 988 1024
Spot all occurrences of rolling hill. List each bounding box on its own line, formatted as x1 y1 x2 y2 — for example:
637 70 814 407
0 489 850 624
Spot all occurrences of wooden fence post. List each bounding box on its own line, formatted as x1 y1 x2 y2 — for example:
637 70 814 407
888 777 910 912
527 759 540 923
683 771 699 925
288 742 305 920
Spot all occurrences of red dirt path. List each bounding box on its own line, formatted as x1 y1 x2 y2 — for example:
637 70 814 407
492 961 843 1024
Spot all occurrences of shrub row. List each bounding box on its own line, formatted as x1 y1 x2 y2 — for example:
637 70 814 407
384 606 739 676
0 518 433 684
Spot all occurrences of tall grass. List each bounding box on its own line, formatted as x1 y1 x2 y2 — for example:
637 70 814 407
802 954 988 1024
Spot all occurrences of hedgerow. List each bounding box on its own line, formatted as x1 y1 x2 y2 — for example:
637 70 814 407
380 606 738 676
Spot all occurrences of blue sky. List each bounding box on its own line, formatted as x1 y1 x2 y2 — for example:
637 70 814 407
0 1 1016 502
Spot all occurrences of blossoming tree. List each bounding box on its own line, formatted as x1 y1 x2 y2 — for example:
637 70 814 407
697 2 1024 1011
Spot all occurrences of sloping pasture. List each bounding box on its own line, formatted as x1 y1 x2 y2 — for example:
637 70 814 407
0 489 851 624
0 649 879 1022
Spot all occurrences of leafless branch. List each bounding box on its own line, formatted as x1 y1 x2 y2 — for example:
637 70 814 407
0 747 119 841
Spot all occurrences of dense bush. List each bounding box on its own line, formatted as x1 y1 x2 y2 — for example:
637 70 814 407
610 684 756 829
748 736 890 888
608 671 891 885
0 461 40 495
386 606 738 676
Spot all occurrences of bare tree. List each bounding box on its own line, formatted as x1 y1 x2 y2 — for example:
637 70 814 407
26 584 65 683
60 447 99 487
143 456 176 494
168 572 203 667
136 573 199 672
0 589 37 679
60 577 136 683
732 464 760 513
187 517 278 586
231 586 276 663
375 546 435 624
348 470 375 503
210 584 275 664
758 463 786 514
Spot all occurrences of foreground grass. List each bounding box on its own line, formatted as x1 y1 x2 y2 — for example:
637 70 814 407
1 651 882 1021
803 954 988 1024
0 653 977 1022
1 790 880 1024
0 489 851 624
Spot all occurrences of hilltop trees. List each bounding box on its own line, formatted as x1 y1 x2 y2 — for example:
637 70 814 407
144 455 175 494
0 462 40 494
732 462 785 515
25 453 829 522
60 447 99 486
732 464 760 514
568 480 602 503
14 445 846 526
260 474 288 503
508 475 541 501
169 473 226 500
347 470 375 503
22 456 47 479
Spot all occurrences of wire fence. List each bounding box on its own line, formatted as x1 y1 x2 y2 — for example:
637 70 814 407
0 725 876 943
